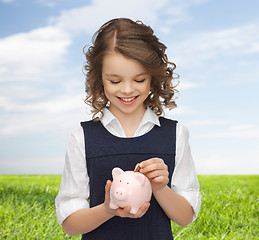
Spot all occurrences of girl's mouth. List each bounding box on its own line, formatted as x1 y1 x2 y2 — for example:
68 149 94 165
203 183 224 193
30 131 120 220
117 96 139 105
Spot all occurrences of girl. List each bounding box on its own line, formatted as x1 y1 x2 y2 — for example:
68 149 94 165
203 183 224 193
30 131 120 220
55 18 201 240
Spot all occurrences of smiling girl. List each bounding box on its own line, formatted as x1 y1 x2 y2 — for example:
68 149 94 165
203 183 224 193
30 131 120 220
55 18 201 240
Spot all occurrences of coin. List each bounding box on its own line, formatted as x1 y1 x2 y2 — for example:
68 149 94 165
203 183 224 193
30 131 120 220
134 163 141 172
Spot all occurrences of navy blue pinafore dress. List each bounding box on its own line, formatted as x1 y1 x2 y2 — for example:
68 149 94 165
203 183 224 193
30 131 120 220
80 117 177 240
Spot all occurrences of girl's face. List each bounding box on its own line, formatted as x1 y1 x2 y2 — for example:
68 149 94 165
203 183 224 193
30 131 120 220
102 52 151 118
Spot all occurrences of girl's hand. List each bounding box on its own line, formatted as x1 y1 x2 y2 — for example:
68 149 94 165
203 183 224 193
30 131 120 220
103 180 150 219
139 158 169 193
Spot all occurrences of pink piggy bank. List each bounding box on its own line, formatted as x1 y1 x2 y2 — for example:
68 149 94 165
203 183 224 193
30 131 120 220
109 167 152 214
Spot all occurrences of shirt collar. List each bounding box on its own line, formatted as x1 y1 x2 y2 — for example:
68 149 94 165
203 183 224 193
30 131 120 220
139 107 161 127
101 107 118 127
101 107 161 128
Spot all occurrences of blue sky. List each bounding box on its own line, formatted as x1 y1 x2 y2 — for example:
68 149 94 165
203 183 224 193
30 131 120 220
0 0 258 174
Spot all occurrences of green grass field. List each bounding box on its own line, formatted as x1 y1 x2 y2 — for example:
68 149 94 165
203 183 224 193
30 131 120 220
0 175 258 239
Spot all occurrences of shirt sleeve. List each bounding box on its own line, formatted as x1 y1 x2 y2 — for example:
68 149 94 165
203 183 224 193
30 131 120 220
55 127 90 225
171 123 201 222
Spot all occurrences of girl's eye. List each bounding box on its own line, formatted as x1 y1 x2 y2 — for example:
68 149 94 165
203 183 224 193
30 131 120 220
109 80 121 84
135 79 146 83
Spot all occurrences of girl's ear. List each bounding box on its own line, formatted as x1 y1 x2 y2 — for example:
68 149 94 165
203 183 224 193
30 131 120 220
112 167 124 179
134 173 146 186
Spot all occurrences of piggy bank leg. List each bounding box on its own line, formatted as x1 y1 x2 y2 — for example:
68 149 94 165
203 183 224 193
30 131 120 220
109 202 119 210
130 207 139 215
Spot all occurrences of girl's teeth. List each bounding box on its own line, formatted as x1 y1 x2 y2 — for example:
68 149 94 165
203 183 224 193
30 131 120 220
121 97 135 102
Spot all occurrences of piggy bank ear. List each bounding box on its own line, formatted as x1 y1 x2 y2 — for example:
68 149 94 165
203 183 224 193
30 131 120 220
112 167 124 179
134 173 146 186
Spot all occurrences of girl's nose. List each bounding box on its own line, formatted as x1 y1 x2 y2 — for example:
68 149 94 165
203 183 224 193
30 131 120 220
121 81 134 95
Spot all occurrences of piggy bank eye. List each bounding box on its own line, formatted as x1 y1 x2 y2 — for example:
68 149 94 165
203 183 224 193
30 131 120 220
127 182 129 184
119 180 122 182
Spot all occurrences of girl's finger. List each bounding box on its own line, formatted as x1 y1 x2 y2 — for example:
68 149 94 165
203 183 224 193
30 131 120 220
140 158 163 168
144 170 169 180
105 180 112 195
117 206 131 218
137 202 150 218
152 175 168 183
144 164 167 173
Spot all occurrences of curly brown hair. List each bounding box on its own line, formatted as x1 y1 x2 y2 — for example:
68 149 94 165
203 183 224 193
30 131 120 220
83 18 178 119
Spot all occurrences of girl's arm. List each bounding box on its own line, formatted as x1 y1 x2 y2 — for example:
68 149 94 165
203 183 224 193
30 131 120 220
153 184 194 227
140 123 201 226
62 180 150 236
57 129 150 236
139 158 194 227
62 202 113 236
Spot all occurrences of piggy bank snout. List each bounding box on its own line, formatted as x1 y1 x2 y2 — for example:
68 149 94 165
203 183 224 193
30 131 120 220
113 187 127 201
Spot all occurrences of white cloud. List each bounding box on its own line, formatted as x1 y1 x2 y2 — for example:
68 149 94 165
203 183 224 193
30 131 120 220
169 24 259 68
188 120 230 126
0 24 75 136
50 0 169 35
0 26 71 82
165 105 197 117
229 124 255 131
0 93 91 136
0 156 65 174
202 124 259 138
162 0 207 26
0 108 87 137
0 93 84 113
196 154 259 174
37 0 58 7
177 81 199 90
1 0 14 3
49 0 204 36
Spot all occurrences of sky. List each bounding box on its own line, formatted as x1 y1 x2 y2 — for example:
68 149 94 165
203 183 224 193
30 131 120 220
0 0 258 175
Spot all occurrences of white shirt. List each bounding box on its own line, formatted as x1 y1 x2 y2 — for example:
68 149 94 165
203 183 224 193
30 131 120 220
55 107 201 225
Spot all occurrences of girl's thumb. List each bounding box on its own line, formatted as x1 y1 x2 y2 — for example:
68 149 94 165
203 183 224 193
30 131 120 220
105 180 112 198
